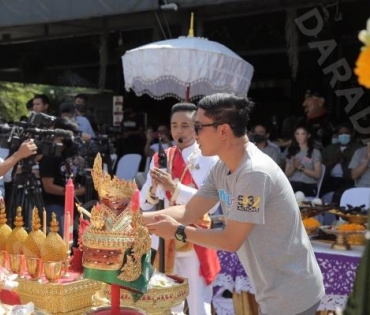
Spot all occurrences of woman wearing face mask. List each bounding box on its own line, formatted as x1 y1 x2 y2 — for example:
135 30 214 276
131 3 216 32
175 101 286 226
321 123 361 203
284 125 322 196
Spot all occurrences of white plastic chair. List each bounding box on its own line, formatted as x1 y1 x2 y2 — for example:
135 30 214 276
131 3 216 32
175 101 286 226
316 164 326 198
306 164 326 200
115 154 142 180
340 187 370 208
305 165 327 224
144 157 151 176
327 187 370 226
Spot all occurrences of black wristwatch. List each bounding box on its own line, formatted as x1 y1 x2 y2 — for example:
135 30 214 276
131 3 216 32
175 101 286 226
175 225 187 242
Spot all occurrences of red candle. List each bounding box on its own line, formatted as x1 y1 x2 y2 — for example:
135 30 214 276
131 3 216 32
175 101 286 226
131 189 140 213
64 178 75 243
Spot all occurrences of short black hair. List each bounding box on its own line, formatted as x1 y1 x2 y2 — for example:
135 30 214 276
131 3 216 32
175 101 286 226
251 122 269 134
26 99 33 110
170 102 197 119
197 93 255 137
74 93 88 103
53 117 80 134
33 94 50 105
336 122 354 133
59 102 76 114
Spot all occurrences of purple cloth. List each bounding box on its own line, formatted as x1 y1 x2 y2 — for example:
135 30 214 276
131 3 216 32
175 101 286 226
315 252 360 296
214 251 246 295
214 250 360 297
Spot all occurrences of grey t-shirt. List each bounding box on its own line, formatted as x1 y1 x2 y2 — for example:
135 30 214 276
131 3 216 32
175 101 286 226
287 148 321 184
348 146 370 187
261 145 281 165
197 142 324 315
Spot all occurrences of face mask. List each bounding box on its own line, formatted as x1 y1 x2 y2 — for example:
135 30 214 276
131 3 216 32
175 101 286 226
331 137 339 144
338 134 351 145
253 134 266 143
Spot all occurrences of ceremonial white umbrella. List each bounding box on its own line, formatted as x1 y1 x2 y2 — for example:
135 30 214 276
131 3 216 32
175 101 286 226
122 35 254 101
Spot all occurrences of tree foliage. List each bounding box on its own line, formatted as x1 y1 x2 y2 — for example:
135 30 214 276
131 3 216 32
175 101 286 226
0 81 100 121
0 82 40 121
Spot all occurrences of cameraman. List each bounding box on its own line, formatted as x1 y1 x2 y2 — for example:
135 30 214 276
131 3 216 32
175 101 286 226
144 125 173 158
39 117 86 237
0 139 38 177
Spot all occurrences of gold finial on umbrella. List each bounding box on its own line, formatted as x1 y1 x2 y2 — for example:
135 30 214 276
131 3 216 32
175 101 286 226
188 12 194 38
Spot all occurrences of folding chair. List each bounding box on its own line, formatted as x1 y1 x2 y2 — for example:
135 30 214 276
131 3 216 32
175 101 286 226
115 154 142 180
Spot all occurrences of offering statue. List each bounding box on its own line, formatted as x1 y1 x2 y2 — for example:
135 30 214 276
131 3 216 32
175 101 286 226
80 153 153 294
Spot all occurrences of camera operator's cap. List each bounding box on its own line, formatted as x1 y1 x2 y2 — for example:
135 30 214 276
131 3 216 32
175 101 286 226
59 102 76 114
305 87 326 99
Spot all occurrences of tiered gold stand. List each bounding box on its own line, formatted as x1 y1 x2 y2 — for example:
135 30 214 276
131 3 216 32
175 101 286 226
320 226 366 250
103 275 189 315
1 275 101 315
328 210 367 245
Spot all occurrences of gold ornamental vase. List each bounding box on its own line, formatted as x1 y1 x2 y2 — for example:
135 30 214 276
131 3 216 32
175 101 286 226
9 253 25 276
44 261 62 283
0 250 9 269
26 257 43 280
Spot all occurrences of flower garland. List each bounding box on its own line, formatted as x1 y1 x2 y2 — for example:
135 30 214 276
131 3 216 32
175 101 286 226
355 19 370 88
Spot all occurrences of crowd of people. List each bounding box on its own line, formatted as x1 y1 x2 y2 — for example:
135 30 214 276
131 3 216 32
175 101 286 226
247 88 370 205
0 93 98 236
0 87 368 315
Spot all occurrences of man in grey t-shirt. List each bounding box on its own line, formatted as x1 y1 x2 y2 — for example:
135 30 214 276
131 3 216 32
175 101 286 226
252 123 281 165
145 93 324 315
349 143 370 187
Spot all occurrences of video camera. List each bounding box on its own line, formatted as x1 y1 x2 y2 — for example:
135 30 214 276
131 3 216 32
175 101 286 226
77 134 115 168
0 112 75 157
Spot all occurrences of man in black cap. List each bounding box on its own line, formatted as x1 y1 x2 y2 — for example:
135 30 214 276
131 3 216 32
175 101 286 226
302 87 335 150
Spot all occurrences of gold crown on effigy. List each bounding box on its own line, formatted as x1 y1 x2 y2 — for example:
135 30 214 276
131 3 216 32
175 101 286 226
91 153 137 200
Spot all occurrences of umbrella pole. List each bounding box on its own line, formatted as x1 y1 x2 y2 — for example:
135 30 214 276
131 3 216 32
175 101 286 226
186 85 190 102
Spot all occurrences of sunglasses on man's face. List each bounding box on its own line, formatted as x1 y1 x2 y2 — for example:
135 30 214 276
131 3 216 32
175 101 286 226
193 122 220 135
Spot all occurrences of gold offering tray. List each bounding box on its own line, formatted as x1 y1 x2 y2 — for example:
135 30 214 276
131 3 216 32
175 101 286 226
9 275 101 315
320 225 366 250
329 209 368 225
299 205 334 219
104 275 189 315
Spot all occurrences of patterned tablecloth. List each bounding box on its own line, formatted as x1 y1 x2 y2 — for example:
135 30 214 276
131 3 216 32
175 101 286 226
213 241 364 314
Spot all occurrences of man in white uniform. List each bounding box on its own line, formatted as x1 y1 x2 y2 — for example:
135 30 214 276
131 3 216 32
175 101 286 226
140 103 220 315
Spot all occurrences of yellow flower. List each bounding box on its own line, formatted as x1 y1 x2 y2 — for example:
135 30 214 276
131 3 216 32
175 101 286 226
355 46 370 88
358 18 370 47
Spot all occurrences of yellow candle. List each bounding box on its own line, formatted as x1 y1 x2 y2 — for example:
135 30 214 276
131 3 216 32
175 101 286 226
43 209 47 235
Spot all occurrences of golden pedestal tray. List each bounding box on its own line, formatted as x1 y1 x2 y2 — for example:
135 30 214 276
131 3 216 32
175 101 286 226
320 225 366 250
328 210 368 245
329 209 368 224
103 275 189 315
0 273 101 315
299 204 335 219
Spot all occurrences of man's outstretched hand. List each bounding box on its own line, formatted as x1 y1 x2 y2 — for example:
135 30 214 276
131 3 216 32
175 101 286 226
16 139 38 159
146 214 180 240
